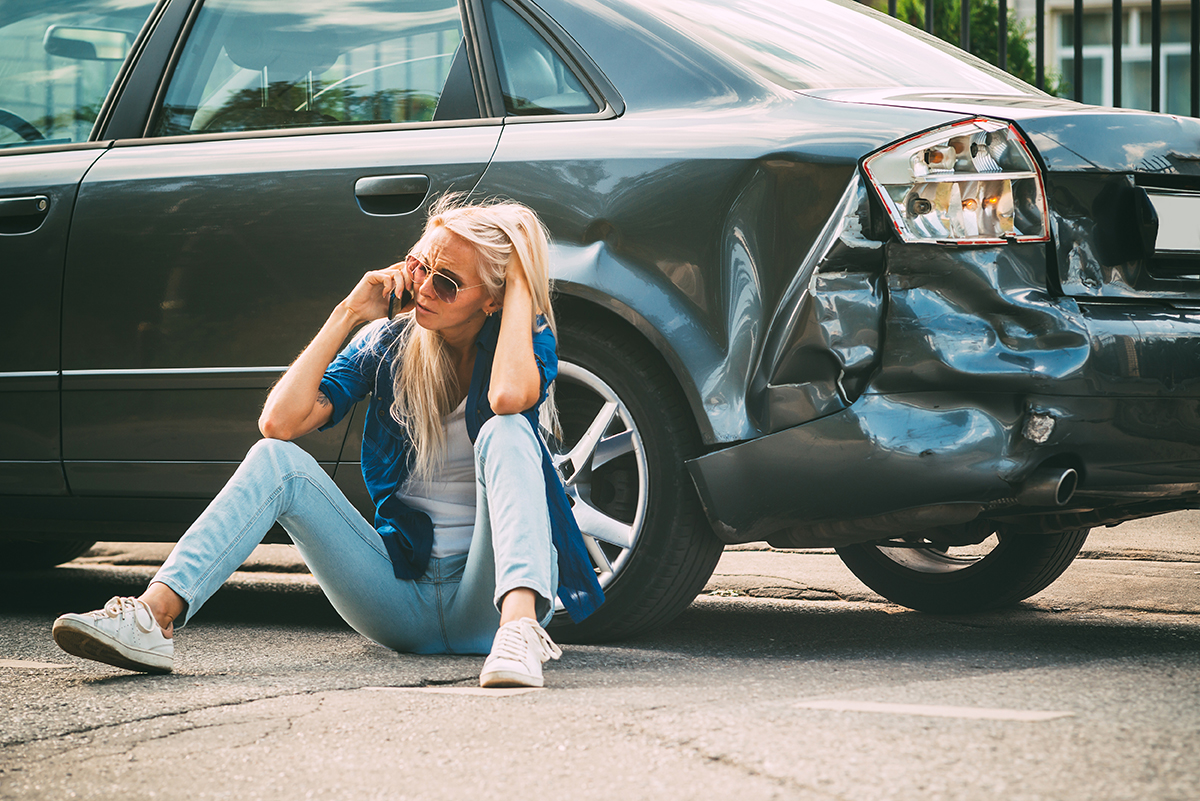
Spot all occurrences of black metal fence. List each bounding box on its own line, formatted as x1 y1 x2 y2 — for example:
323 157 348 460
884 0 1199 117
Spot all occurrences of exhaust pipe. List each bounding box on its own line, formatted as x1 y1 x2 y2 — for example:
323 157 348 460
1017 467 1078 507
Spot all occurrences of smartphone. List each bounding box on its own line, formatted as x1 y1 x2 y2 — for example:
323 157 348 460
389 288 412 319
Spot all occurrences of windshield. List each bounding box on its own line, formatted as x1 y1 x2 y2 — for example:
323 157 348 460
639 0 1038 95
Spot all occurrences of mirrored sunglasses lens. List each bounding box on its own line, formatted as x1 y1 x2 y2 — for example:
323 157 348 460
432 273 458 303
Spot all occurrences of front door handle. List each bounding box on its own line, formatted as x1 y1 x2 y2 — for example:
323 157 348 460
0 195 50 234
354 174 429 216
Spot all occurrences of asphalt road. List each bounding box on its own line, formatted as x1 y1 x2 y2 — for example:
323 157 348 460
1 514 1198 800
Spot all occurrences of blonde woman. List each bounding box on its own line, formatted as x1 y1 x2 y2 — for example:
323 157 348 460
52 197 603 687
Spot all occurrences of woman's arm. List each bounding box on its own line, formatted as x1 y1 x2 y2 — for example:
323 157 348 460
488 266 542 415
259 264 409 440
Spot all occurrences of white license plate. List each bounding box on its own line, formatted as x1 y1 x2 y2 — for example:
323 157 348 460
1146 189 1200 253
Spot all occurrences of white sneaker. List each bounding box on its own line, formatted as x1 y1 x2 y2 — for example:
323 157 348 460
53 597 174 673
479 618 562 688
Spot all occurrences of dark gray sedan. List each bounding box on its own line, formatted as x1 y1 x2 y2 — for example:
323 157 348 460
3 0 1200 640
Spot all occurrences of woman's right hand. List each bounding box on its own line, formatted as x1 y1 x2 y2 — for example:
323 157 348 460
339 262 412 324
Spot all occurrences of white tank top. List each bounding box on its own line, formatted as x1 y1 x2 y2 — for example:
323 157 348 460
395 398 476 558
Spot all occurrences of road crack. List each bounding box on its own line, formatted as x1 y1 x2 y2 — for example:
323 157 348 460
0 681 435 760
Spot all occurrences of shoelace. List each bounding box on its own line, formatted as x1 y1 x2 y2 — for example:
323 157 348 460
493 620 563 663
92 597 158 634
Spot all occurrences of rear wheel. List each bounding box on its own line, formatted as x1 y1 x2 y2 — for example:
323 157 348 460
2 538 96 570
548 318 723 642
835 527 1089 613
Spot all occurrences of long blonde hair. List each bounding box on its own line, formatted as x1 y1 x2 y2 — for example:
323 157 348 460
388 195 557 479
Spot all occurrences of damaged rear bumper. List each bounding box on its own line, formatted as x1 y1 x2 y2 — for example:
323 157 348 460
687 390 1200 547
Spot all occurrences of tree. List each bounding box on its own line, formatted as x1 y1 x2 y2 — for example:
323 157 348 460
889 0 1064 95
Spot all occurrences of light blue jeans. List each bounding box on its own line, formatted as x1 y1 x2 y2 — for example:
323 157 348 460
151 414 557 655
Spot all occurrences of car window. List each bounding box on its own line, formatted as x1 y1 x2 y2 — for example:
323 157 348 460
0 0 157 149
152 0 471 136
484 0 599 116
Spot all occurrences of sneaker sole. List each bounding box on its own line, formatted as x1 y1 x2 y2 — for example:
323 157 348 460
52 619 173 674
479 669 543 689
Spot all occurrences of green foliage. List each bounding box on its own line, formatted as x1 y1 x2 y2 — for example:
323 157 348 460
883 0 1063 95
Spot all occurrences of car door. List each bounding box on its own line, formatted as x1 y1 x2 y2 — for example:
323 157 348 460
0 0 161 497
59 0 501 500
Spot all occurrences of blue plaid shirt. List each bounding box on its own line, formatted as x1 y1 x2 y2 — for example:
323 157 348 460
317 313 603 623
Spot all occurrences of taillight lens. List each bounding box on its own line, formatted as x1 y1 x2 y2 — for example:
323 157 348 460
863 118 1049 245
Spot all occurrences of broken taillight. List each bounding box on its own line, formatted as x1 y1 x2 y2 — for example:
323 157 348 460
863 118 1050 245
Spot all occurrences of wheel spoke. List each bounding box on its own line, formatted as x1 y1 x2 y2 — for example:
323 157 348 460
592 429 634 471
583 535 614 576
572 499 634 550
562 401 618 484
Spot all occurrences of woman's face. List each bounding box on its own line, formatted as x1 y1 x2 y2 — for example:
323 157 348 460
407 227 500 335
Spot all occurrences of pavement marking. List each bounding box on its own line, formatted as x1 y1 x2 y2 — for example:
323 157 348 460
795 700 1073 721
0 659 71 669
364 686 542 697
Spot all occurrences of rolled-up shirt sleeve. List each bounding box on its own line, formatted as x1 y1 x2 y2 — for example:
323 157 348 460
532 320 558 406
318 320 388 431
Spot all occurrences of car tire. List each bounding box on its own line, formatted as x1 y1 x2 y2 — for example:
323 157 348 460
547 318 724 642
834 527 1090 613
2 538 96 570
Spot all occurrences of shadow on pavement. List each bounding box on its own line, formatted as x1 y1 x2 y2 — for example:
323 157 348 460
4 566 1197 671
1 566 349 631
633 595 1200 667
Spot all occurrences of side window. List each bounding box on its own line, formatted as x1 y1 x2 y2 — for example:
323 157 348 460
153 0 472 136
0 1 157 149
484 0 600 116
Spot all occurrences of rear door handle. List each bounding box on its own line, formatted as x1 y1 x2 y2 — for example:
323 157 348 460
0 195 50 234
354 174 429 216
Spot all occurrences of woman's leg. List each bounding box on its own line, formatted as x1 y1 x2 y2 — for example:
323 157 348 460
155 439 455 651
55 439 448 672
147 439 374 624
442 414 561 684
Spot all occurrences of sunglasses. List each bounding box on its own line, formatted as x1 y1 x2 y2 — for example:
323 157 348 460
406 253 485 304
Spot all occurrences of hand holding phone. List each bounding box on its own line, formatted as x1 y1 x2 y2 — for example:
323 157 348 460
388 287 413 319
387 259 414 319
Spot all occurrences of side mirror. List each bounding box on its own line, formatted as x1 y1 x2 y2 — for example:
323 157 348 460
43 25 131 62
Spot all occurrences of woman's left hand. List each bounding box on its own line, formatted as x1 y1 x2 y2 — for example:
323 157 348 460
488 261 540 414
500 257 529 308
